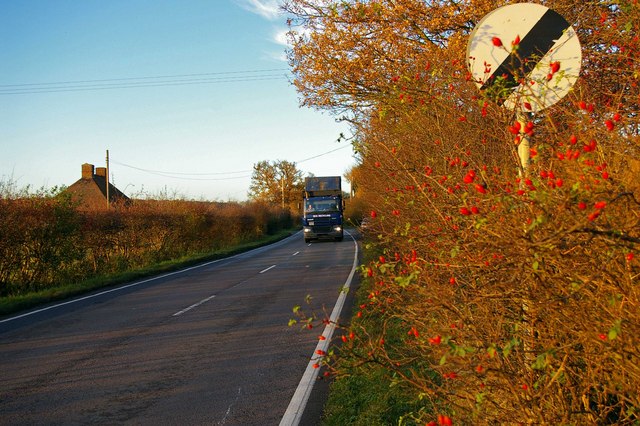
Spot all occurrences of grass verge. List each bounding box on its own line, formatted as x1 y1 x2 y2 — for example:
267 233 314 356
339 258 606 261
320 242 431 426
0 229 297 318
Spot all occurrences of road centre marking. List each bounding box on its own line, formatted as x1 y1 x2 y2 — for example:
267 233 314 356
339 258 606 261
173 294 217 317
259 265 277 274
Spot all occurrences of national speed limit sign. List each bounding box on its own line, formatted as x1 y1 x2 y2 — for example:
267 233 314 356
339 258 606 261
467 3 581 112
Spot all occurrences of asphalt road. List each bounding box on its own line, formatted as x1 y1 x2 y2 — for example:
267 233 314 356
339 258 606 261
0 231 360 425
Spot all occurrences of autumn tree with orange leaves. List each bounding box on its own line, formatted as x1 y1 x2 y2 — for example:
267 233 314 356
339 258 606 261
285 0 640 424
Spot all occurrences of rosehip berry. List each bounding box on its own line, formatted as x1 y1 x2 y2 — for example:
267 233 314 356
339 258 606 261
491 36 503 47
429 335 442 345
605 120 615 131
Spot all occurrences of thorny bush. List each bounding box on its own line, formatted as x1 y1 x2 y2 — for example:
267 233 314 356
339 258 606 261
287 0 640 424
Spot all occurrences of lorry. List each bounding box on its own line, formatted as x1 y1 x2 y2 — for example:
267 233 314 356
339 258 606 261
302 176 344 243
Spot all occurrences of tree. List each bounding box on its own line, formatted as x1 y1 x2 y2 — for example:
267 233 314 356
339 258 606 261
248 160 304 211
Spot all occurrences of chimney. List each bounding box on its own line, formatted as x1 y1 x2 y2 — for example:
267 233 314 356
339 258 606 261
82 163 94 180
95 167 107 177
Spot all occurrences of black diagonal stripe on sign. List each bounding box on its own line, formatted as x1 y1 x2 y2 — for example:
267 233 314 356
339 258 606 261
480 8 570 94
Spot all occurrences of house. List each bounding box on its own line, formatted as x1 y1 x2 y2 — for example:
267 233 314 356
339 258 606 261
66 163 130 209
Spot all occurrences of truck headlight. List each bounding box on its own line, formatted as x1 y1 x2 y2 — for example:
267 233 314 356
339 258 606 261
333 226 342 232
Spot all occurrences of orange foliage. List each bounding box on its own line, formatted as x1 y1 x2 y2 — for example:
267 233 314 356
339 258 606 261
287 0 640 423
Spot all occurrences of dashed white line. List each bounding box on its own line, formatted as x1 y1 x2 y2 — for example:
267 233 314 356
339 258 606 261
173 294 217 317
259 264 277 274
292 251 300 256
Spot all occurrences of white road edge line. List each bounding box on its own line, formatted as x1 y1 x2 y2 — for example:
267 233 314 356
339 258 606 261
173 294 216 317
279 230 359 426
259 264 277 274
0 232 301 325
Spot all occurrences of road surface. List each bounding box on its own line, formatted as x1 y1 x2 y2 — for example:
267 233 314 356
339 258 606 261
0 231 360 425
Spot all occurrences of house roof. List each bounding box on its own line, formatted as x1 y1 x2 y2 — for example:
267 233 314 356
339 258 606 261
66 163 130 209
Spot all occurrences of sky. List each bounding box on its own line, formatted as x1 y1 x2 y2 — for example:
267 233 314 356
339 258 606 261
0 0 354 201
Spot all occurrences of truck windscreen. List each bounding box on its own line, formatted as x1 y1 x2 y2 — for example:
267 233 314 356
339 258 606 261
305 196 340 213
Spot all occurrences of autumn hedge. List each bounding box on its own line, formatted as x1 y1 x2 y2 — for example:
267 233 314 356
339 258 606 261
0 192 294 298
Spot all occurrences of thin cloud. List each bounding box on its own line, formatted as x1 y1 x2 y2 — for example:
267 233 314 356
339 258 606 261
236 0 282 21
273 28 289 46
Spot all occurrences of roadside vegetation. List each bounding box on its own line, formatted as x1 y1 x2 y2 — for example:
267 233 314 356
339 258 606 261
285 0 640 424
0 183 295 316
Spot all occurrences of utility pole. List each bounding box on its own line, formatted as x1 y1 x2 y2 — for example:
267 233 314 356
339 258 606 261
106 149 110 209
281 173 285 209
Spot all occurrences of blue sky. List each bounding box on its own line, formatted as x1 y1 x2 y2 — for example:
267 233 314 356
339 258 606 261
0 0 353 200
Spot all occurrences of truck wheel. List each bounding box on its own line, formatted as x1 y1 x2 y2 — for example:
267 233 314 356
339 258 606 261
305 238 311 243
335 236 343 242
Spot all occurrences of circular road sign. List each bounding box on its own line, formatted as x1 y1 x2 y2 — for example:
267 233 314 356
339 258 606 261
467 3 581 112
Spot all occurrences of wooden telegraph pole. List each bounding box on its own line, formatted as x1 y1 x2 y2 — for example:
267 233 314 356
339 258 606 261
106 149 110 209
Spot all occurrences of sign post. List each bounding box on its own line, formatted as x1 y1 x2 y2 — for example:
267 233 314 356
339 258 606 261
466 3 582 363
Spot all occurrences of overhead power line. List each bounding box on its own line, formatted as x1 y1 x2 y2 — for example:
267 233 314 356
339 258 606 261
0 69 290 95
111 145 352 181
111 160 252 181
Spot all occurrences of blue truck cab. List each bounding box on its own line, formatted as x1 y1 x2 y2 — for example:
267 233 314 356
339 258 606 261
302 176 344 243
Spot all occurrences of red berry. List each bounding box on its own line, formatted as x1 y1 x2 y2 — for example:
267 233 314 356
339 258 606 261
475 184 487 194
491 36 503 47
429 335 442 345
605 120 615 131
594 201 607 209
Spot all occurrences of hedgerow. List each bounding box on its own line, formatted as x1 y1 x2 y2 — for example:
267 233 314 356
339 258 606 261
286 1 640 424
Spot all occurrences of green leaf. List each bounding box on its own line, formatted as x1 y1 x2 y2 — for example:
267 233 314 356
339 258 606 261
531 353 549 370
608 319 622 340
439 354 447 365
